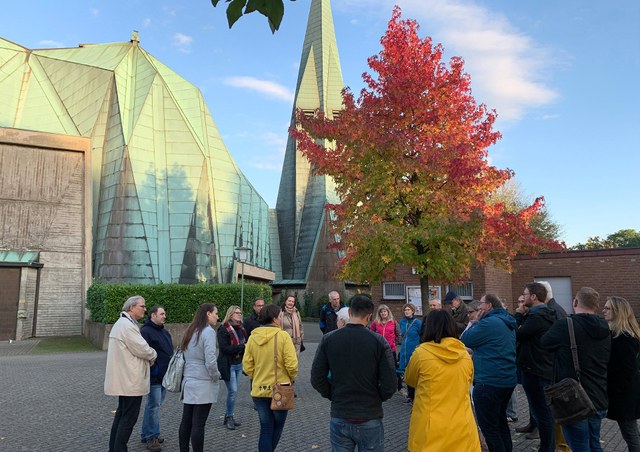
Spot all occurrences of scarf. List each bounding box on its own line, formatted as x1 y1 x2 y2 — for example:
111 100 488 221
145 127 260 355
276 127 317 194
224 321 247 346
278 308 302 344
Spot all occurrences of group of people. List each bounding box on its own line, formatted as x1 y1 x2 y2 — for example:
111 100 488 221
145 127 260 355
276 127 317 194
103 291 334 452
104 285 640 452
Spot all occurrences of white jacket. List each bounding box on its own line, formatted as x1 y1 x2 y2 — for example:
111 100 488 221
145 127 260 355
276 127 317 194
104 312 157 396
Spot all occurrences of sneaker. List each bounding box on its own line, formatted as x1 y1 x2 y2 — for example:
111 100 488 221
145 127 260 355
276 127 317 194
147 438 161 451
507 416 518 423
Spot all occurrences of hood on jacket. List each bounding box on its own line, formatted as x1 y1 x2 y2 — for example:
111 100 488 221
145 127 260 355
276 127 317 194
572 313 611 340
529 305 557 324
485 308 517 330
424 338 469 364
249 325 281 346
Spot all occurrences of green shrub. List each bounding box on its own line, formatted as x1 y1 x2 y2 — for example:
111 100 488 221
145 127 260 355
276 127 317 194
86 280 272 324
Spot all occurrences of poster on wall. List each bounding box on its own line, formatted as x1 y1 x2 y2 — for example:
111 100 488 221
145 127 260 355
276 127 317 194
406 286 442 316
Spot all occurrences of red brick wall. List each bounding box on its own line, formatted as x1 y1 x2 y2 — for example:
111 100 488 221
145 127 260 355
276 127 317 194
512 248 640 312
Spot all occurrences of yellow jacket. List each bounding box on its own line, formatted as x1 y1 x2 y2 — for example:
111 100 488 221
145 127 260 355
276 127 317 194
242 326 298 398
405 337 480 452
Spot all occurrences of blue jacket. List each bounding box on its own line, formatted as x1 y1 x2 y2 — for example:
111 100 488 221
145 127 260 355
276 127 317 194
461 308 517 388
398 316 422 371
140 319 174 385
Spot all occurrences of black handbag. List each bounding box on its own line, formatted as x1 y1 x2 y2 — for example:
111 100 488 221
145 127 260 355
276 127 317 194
544 317 596 425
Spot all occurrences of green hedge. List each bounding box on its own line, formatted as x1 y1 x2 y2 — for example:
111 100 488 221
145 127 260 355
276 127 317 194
86 280 272 324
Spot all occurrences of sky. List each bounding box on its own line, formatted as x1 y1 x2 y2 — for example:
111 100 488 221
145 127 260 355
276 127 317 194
2 0 639 247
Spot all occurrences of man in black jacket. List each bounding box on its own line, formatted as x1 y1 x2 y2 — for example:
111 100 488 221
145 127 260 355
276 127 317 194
515 283 556 452
243 297 265 337
140 306 174 451
541 287 611 451
311 295 397 451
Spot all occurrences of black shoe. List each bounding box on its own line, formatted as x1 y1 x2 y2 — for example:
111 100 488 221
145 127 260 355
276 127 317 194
515 423 536 433
224 416 236 430
230 416 241 427
507 416 518 423
147 438 162 451
526 428 540 440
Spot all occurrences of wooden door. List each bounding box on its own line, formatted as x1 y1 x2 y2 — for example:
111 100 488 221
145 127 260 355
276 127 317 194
0 267 20 340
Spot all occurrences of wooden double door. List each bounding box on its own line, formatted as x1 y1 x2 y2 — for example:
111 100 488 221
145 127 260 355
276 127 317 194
0 267 20 340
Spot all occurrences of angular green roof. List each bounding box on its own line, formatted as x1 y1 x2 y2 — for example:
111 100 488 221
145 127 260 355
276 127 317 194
0 34 270 284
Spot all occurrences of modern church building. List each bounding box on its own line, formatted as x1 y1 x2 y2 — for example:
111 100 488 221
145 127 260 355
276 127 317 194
0 0 344 340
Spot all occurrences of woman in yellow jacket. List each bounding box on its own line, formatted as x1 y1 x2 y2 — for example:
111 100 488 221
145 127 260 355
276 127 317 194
243 304 298 452
405 310 480 452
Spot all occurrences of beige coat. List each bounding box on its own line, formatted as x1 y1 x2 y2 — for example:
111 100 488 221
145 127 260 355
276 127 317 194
104 313 157 396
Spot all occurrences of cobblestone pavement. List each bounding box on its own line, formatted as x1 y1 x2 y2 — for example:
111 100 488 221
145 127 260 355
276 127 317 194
0 323 629 451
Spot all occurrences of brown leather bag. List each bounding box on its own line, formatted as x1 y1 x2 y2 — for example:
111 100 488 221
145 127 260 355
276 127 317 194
270 332 295 410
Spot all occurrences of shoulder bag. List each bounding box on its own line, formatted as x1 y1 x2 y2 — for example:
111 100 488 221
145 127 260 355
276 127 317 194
543 317 596 425
270 333 295 410
162 348 185 393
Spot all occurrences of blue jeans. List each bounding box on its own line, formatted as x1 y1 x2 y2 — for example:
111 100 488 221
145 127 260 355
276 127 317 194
521 372 555 452
141 384 166 442
225 363 243 417
253 397 289 452
330 417 384 452
561 410 606 452
473 383 515 452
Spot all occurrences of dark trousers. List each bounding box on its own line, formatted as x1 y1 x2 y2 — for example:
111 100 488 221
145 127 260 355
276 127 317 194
253 397 289 452
179 403 212 452
473 383 515 452
109 395 143 452
521 371 555 452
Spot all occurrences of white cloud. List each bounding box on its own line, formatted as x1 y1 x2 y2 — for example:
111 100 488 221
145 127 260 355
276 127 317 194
38 40 65 48
142 18 152 28
90 8 100 17
351 0 559 121
224 76 294 102
172 33 193 53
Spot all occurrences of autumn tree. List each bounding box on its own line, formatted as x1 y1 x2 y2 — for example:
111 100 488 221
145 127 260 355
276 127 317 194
491 179 563 243
291 7 561 314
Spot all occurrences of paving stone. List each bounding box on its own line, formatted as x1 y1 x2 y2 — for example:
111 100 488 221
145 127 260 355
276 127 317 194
0 324 629 451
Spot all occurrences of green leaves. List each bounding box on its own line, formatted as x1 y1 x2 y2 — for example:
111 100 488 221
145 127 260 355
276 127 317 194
211 0 288 33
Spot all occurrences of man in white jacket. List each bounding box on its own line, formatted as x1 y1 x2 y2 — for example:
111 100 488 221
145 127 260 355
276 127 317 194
104 296 157 452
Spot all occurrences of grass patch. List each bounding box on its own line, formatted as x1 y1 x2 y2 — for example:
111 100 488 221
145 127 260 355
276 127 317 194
32 336 100 354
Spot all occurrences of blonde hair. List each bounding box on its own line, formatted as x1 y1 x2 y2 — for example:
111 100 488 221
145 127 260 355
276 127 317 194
607 296 640 340
374 304 394 323
221 305 241 325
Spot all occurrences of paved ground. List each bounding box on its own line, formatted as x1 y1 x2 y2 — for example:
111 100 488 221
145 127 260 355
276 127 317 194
0 322 629 451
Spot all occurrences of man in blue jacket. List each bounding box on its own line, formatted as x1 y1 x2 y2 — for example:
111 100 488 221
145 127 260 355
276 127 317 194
140 306 174 451
319 291 345 334
461 293 517 452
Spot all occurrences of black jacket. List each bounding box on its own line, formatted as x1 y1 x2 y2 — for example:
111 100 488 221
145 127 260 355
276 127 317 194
319 303 345 334
515 304 555 379
140 319 174 385
548 298 568 320
243 312 261 337
310 324 397 420
216 322 246 382
541 314 611 411
607 333 640 421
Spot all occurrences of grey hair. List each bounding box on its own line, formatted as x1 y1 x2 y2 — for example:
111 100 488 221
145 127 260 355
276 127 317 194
328 290 339 298
538 281 553 301
122 295 144 312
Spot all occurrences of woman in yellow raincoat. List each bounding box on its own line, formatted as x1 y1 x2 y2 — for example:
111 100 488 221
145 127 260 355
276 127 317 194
405 309 480 452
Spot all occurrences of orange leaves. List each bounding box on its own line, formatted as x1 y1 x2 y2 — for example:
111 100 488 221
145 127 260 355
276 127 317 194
291 6 561 284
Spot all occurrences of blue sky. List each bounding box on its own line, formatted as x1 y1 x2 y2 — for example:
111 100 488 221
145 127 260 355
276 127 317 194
2 0 638 246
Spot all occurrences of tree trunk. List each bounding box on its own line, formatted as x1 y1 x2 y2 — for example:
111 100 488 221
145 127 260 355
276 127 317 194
419 274 430 318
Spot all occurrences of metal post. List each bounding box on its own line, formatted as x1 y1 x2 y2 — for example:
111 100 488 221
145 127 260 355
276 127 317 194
240 260 245 314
